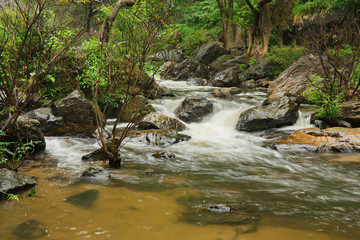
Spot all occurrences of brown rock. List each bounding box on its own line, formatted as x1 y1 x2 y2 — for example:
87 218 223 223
276 127 360 152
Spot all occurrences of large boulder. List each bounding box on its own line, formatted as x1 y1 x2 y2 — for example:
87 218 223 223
245 60 270 80
81 165 111 179
137 112 186 132
174 96 214 123
26 107 64 134
149 49 184 63
163 59 209 81
211 55 249 72
212 67 241 87
27 90 102 136
236 96 299 132
267 54 330 103
339 101 360 127
276 127 360 152
194 41 228 65
0 115 46 152
0 168 37 193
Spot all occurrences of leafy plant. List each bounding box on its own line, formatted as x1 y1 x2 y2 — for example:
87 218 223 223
266 45 306 79
303 75 344 120
0 139 37 170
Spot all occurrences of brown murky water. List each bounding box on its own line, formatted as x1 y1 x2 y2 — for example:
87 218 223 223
0 160 357 240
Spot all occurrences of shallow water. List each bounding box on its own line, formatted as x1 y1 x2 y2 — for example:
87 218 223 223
1 80 359 239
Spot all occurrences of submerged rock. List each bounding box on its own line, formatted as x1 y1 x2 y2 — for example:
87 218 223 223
12 219 49 239
0 168 37 194
152 151 176 159
129 130 191 146
180 204 258 232
174 96 214 123
236 96 298 132
64 189 99 209
81 165 111 179
276 127 360 152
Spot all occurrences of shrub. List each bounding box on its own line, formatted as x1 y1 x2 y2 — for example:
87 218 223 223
266 45 306 79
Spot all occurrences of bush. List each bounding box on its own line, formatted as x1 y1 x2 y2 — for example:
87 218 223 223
266 45 306 79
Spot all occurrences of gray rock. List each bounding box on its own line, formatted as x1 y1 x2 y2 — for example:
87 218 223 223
163 59 209 81
174 96 214 123
236 96 299 132
245 60 270 80
0 115 45 153
129 130 191 146
0 168 37 193
12 220 49 239
119 95 154 122
212 67 240 87
211 55 249 72
82 148 109 162
340 101 360 127
137 112 186 132
194 41 228 65
243 79 257 89
51 90 102 136
64 189 99 209
267 54 331 103
149 49 184 62
26 107 64 134
186 77 210 86
81 165 111 179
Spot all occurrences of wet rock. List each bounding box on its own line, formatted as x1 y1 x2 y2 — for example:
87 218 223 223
245 59 270 80
0 115 46 153
181 204 258 229
0 168 37 193
211 55 249 72
12 219 49 239
137 112 186 132
186 77 210 86
276 127 360 152
152 151 176 159
339 101 360 127
81 148 109 162
148 49 184 62
129 130 191 146
142 74 175 99
243 79 257 89
81 165 111 179
268 54 332 103
119 95 155 122
212 87 241 99
163 59 209 81
194 41 228 65
26 107 64 133
64 189 99 209
211 67 240 87
28 90 103 136
174 96 214 123
236 96 299 132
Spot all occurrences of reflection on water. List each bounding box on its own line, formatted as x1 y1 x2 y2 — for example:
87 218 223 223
1 80 359 239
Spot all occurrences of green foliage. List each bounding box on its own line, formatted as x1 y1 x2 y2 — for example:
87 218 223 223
182 28 213 58
266 46 306 79
0 140 37 170
303 75 344 120
293 0 360 15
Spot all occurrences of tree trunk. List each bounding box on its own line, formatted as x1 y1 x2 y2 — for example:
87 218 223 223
217 0 245 49
247 1 272 58
100 0 135 43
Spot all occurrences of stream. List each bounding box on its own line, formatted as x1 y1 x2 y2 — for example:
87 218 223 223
0 80 359 240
